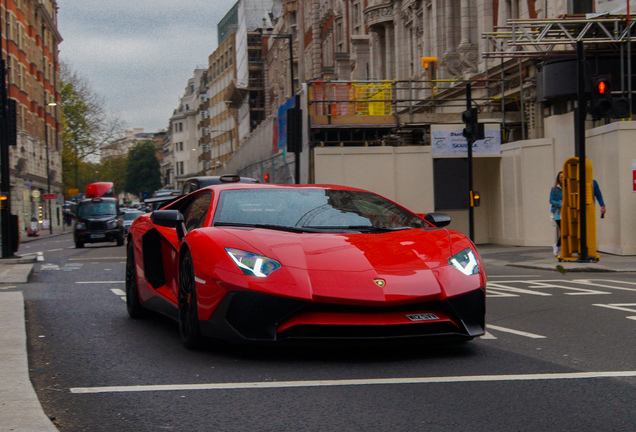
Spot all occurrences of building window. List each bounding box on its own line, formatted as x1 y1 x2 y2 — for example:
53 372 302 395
352 1 362 35
335 18 344 53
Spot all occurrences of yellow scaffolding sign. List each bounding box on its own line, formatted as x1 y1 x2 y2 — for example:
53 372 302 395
308 81 393 116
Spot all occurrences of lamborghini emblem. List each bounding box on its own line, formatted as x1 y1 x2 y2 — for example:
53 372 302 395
374 279 386 288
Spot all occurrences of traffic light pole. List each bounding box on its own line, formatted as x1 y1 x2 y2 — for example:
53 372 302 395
0 57 12 258
465 83 475 242
576 41 590 261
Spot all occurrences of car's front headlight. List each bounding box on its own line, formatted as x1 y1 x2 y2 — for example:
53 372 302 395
76 222 86 230
107 220 119 229
225 248 281 277
448 248 480 275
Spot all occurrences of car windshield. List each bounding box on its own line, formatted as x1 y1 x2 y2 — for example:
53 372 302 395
213 188 431 231
77 201 117 218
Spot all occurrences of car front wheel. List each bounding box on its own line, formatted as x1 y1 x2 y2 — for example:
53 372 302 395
178 251 201 349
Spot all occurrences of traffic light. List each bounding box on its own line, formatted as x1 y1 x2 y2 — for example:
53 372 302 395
287 106 302 153
589 76 613 119
612 97 630 119
470 190 481 207
462 108 484 141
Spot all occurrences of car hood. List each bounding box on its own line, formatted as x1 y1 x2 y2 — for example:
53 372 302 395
222 227 451 272
77 216 117 222
218 227 455 302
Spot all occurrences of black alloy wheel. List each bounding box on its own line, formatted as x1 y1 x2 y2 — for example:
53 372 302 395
125 241 145 318
178 251 202 349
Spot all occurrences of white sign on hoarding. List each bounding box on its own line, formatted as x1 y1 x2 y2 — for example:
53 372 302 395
431 126 501 156
594 0 635 14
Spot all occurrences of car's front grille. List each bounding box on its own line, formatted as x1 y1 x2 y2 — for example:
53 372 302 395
278 322 460 340
88 221 106 231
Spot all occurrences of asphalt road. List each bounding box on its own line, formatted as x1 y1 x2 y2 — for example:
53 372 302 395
15 236 636 431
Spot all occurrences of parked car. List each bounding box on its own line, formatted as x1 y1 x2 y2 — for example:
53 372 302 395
122 210 145 234
126 182 486 349
74 197 124 248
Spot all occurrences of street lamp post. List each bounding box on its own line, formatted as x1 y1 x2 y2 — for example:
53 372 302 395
267 32 301 184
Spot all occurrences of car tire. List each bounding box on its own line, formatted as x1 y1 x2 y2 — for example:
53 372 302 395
125 241 145 319
75 241 84 248
178 251 202 349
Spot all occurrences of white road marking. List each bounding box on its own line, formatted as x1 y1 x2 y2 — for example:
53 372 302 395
593 303 636 313
36 252 44 262
485 279 636 297
593 303 636 321
76 281 124 284
575 279 636 293
111 288 126 301
486 289 519 298
69 257 125 261
486 325 546 339
487 282 552 296
69 370 636 394
480 332 497 339
46 248 64 252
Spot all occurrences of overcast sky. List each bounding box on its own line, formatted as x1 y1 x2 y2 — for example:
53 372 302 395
56 0 237 133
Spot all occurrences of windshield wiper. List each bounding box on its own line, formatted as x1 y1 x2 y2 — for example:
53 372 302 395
346 225 411 233
214 222 320 233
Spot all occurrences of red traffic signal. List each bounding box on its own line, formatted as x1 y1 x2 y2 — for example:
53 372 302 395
590 76 613 119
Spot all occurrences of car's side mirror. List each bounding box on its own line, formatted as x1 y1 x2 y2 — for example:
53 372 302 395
423 212 451 227
151 210 187 241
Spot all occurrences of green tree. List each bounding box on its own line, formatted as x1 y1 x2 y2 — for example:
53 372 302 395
59 62 124 195
125 141 162 200
98 156 128 198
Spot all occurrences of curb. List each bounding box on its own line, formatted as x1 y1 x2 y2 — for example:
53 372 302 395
0 292 58 431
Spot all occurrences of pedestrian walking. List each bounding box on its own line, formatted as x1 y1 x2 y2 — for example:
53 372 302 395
549 171 563 256
593 179 606 218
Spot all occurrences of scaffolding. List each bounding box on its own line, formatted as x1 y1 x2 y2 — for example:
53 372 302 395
483 16 636 114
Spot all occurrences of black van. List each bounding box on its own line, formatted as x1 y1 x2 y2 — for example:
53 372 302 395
74 197 124 248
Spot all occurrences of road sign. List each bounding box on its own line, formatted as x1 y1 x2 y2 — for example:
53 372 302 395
42 193 57 200
68 188 79 196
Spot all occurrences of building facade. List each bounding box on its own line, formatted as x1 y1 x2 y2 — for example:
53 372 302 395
2 0 63 234
218 0 636 254
168 68 206 191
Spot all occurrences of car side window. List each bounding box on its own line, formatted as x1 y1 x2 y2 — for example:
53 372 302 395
183 192 212 233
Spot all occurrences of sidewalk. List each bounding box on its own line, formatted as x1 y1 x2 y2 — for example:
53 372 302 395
0 226 68 431
476 244 636 273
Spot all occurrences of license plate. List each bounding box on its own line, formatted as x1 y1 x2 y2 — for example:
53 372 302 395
406 313 439 322
90 233 105 239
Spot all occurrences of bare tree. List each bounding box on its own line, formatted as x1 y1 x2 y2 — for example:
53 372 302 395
59 62 126 191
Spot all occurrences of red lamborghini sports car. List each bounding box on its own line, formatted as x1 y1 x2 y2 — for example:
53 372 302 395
125 182 486 348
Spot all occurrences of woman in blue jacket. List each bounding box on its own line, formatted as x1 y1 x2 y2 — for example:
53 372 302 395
549 171 563 256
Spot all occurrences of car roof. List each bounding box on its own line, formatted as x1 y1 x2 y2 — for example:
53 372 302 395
186 175 258 187
79 197 117 203
197 183 367 193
